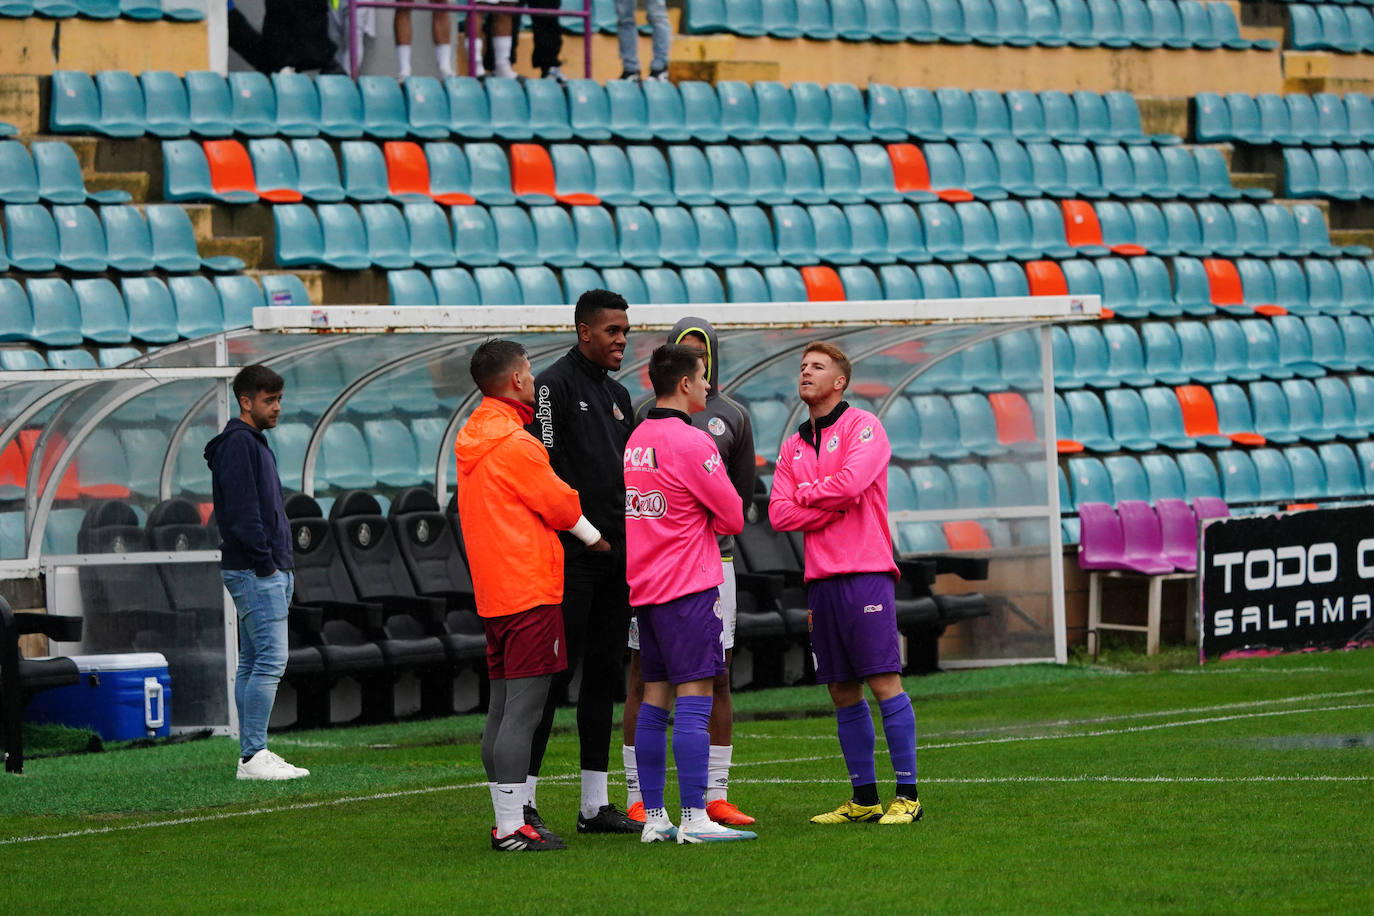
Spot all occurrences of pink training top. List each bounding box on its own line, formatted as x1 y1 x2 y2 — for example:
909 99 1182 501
769 404 898 583
624 410 745 607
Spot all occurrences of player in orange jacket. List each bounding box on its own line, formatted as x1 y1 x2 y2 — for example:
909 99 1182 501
455 339 609 852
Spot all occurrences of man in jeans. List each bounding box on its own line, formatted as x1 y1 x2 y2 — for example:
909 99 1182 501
615 0 671 81
205 364 308 781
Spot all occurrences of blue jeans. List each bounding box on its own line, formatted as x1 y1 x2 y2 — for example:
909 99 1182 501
616 0 670 73
223 569 293 758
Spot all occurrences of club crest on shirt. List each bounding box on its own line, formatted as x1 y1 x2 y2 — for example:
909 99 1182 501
826 434 840 452
578 400 589 412
702 452 722 474
860 425 874 442
612 403 624 420
707 416 726 436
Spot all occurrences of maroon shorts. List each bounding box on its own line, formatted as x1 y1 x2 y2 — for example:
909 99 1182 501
483 604 568 679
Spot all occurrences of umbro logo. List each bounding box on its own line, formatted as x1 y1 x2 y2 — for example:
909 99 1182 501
863 604 884 614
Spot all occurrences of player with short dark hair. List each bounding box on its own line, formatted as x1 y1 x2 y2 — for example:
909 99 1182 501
456 338 609 852
769 342 923 826
624 318 757 827
627 344 753 843
525 290 641 835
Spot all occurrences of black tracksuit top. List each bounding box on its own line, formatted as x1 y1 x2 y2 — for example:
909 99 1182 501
528 346 635 554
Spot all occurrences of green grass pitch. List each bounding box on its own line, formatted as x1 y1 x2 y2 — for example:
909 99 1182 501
4 649 1373 914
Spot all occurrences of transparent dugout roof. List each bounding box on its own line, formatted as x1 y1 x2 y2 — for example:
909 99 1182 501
4 297 1095 665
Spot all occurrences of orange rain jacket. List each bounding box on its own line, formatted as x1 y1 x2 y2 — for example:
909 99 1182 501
455 397 585 618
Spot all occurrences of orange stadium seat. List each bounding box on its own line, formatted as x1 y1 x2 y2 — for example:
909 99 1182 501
1025 260 1068 296
383 141 474 206
988 391 1037 446
204 140 302 203
1062 200 1144 256
942 520 992 551
510 143 599 206
886 143 969 202
801 265 845 301
1175 384 1265 446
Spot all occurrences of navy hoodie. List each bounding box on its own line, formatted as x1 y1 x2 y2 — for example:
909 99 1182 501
204 418 293 576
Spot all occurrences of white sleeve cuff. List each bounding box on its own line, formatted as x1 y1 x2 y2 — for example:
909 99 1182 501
568 516 602 546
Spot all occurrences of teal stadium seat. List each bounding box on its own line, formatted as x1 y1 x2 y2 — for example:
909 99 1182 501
168 275 226 338
27 278 83 346
51 204 108 273
121 276 178 342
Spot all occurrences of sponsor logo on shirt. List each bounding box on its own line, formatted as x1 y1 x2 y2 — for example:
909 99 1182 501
863 604 884 614
707 416 726 436
702 452 722 474
537 385 553 447
624 446 658 469
860 425 874 442
791 446 803 461
612 403 624 420
578 400 589 412
713 597 722 619
625 488 666 518
826 434 840 453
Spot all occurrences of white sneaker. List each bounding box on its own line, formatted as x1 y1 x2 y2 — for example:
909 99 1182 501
492 64 517 80
397 67 412 81
542 65 567 84
236 749 309 780
677 808 755 843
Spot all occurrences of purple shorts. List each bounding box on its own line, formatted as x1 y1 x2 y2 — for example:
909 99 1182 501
636 587 725 685
807 573 901 684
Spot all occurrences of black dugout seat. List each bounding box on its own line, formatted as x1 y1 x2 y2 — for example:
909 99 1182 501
388 487 486 667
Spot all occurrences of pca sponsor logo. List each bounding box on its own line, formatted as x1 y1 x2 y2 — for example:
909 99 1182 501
702 452 722 474
624 445 658 469
707 417 726 436
863 604 884 614
625 488 666 518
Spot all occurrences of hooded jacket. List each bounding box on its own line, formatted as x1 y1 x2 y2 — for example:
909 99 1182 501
632 317 755 557
527 346 635 555
204 418 292 576
456 397 587 618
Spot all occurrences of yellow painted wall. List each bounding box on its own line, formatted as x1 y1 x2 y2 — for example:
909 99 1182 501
0 18 208 76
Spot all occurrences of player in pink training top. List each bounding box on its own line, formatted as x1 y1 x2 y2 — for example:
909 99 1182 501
769 341 923 826
624 343 755 845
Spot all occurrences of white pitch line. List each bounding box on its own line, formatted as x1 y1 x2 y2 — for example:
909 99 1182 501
742 775 1374 785
6 699 1370 847
743 688 1374 741
731 701 1374 768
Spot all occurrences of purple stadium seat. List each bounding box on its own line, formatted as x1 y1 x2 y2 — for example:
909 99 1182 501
1077 501 1128 570
1155 497 1197 572
1116 500 1174 574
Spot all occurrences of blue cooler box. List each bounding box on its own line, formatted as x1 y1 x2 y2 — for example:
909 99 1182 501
25 653 172 740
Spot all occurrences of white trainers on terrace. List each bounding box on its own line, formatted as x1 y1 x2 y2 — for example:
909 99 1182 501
237 749 310 780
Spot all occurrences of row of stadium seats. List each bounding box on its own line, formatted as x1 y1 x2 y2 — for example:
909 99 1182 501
1 203 243 275
1066 442 1374 508
1283 147 1374 200
378 254 1374 318
1194 91 1374 146
1077 497 1226 577
1289 2 1374 51
55 69 1173 147
259 195 1357 275
1056 317 1374 388
0 140 132 205
0 345 142 370
1055 377 1374 453
0 0 201 20
0 273 305 346
684 0 1273 51
163 137 1256 210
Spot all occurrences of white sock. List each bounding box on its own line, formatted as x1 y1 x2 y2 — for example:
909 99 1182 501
707 745 732 803
492 35 515 78
681 806 715 830
644 805 672 828
434 43 454 79
396 44 412 79
623 745 641 806
491 782 525 836
470 37 485 77
523 774 538 809
580 769 609 818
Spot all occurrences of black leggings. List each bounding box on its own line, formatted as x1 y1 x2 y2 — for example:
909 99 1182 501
528 550 631 776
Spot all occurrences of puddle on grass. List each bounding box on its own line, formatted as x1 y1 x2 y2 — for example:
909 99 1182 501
1242 734 1374 750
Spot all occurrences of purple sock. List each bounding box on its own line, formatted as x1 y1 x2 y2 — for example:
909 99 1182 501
634 702 670 811
880 692 918 791
836 699 877 790
673 695 713 810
